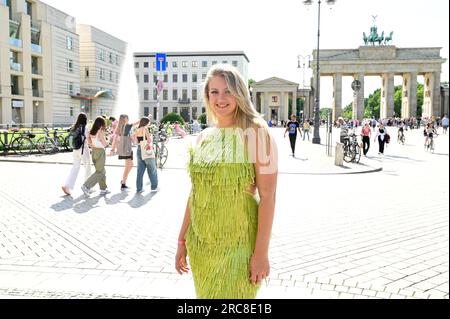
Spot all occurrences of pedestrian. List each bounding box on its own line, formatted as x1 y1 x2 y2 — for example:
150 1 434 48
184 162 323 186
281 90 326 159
133 117 158 193
81 116 109 195
110 114 134 190
360 122 371 156
61 112 91 196
302 120 310 141
374 123 388 155
284 114 302 157
442 114 449 134
174 64 278 299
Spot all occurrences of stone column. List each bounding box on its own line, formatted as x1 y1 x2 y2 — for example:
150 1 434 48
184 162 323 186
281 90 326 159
283 92 289 121
263 92 269 120
381 73 394 119
252 89 258 112
292 89 297 118
352 73 365 121
21 13 33 124
332 73 342 122
402 73 417 119
423 73 433 119
432 71 441 117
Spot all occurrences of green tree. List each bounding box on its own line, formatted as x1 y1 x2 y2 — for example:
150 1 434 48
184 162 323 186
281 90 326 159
394 85 402 117
198 113 207 125
320 108 332 120
160 112 185 124
417 83 424 116
343 103 352 119
248 79 256 89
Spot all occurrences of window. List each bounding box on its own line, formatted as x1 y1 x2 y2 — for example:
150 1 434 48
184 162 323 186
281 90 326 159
164 74 168 82
70 106 74 117
202 73 206 81
192 89 197 101
192 74 198 83
99 68 105 80
25 1 32 16
173 89 178 100
144 74 149 83
144 62 149 68
116 55 119 65
173 74 178 83
232 61 238 67
67 59 73 72
134 62 139 68
153 89 157 100
99 49 105 61
136 74 139 82
182 61 188 67
66 37 73 50
153 62 156 69
85 67 90 78
192 61 198 67
173 107 178 113
116 72 119 83
182 89 188 100
109 71 113 82
144 89 149 100
67 82 74 94
153 75 158 84
144 107 150 116
202 61 208 68
172 61 178 68
182 74 188 83
212 61 217 65
109 52 114 64
222 61 228 64
163 89 168 101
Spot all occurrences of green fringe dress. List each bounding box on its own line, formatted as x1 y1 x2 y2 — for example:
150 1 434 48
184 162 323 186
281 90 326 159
186 128 260 299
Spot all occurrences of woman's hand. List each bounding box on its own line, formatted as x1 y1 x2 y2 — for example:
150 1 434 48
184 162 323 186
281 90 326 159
175 244 190 275
249 253 270 285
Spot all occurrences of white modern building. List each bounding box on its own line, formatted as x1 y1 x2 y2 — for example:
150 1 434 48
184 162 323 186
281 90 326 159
133 51 249 122
0 0 125 126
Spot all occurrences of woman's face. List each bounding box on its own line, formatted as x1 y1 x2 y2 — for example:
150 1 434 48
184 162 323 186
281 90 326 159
208 76 238 122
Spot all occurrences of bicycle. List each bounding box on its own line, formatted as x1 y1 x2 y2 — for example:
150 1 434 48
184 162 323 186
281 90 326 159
0 128 35 155
36 127 63 154
153 130 168 168
425 133 437 153
398 132 405 145
342 132 361 163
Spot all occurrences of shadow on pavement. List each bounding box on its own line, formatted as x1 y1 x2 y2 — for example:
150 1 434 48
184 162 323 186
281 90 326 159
127 192 157 209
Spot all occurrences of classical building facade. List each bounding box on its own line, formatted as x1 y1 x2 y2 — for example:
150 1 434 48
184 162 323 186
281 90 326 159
310 46 447 121
251 77 312 123
0 0 125 126
134 51 249 122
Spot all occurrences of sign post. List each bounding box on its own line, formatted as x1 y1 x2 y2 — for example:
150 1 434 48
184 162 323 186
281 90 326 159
155 53 167 122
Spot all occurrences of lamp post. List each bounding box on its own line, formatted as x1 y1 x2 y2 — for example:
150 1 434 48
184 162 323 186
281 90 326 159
303 0 336 144
297 54 312 88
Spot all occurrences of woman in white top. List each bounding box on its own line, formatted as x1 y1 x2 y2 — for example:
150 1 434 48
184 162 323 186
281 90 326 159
81 116 109 196
62 113 91 196
374 123 388 155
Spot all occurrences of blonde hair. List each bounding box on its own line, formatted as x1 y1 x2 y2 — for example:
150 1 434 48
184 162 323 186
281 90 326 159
116 114 129 136
203 64 267 132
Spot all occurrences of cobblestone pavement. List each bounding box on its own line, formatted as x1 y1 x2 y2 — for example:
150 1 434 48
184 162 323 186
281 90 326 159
0 127 448 299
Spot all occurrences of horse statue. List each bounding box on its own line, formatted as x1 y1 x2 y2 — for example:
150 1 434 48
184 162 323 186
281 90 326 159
363 32 368 45
376 31 384 45
384 31 393 45
368 26 378 45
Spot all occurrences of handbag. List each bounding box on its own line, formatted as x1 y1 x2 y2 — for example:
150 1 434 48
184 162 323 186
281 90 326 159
140 131 155 160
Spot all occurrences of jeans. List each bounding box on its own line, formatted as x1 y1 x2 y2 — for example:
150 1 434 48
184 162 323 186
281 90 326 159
303 129 310 141
136 147 158 191
288 134 297 154
362 136 370 155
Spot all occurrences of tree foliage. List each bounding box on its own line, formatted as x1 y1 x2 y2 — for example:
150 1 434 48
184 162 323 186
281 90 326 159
160 112 185 124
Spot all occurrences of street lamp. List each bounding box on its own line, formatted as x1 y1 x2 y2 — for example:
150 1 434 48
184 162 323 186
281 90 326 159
297 54 312 88
303 0 336 144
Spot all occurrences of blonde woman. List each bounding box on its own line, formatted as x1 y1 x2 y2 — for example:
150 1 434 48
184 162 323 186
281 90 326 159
111 114 134 189
175 64 278 298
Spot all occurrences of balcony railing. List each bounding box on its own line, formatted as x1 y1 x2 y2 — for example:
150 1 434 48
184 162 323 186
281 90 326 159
178 98 191 104
9 38 22 48
32 89 43 98
10 62 22 72
31 43 42 54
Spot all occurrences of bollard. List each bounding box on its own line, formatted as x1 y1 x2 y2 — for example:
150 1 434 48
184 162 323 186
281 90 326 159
335 142 344 166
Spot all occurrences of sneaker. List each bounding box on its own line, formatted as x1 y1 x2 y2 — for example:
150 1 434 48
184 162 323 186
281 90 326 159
61 186 71 196
136 189 144 194
121 183 129 190
100 188 111 195
150 187 160 193
81 185 91 196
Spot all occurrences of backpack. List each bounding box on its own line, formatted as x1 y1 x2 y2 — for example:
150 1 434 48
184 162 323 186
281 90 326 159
68 126 85 152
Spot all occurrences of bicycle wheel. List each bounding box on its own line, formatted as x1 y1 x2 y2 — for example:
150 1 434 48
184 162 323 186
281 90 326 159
36 137 53 154
353 144 361 163
12 137 34 155
158 145 168 168
343 144 353 163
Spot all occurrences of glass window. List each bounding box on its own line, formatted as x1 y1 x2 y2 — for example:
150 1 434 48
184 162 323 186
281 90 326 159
173 89 178 100
192 74 197 83
232 61 238 67
144 62 149 68
173 107 178 113
144 74 149 83
172 61 178 68
163 89 168 101
99 49 105 61
109 70 113 81
202 73 206 80
136 74 139 82
144 89 149 100
153 62 156 69
153 75 158 84
134 62 139 68
212 61 217 65
192 89 197 101
173 74 178 83
153 89 157 100
182 61 188 67
182 89 188 100
66 37 73 50
116 55 119 65
202 61 208 67
222 61 227 64
67 59 73 72
182 74 188 83
67 82 74 94
70 106 74 117
192 61 198 67
99 68 105 80
164 74 168 82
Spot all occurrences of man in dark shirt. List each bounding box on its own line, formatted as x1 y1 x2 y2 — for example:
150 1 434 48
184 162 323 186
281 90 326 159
284 114 302 157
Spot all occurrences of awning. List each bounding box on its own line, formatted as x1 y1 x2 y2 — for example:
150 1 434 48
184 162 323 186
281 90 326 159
70 90 113 100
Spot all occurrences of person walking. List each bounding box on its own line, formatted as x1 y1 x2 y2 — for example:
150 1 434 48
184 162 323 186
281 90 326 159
284 114 302 157
133 117 159 193
302 120 310 141
174 64 278 299
374 123 388 155
62 113 91 196
360 122 372 156
110 114 134 190
81 116 109 196
442 114 449 134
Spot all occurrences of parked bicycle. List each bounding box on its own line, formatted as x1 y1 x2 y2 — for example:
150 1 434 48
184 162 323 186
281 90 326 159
342 132 361 163
153 130 168 168
0 128 35 155
36 127 64 154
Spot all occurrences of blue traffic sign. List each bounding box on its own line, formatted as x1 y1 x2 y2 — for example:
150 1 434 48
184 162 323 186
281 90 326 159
156 53 166 72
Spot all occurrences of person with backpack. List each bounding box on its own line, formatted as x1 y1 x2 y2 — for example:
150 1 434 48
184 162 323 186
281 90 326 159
62 112 91 196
